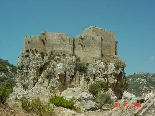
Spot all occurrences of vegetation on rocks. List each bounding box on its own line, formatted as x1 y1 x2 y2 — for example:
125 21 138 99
88 81 113 107
20 97 54 116
49 95 75 110
88 83 101 97
88 81 108 97
20 97 31 111
97 93 113 107
0 81 15 104
0 59 16 104
96 81 108 91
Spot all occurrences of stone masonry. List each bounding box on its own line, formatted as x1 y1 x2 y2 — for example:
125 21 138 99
24 26 117 63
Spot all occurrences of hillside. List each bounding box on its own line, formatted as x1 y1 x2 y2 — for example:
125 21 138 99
0 58 17 84
0 59 17 74
0 58 17 104
127 73 155 97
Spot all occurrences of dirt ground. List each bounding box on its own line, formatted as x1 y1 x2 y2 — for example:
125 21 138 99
0 105 37 116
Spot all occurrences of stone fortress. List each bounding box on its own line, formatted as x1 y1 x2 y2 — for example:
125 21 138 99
24 26 117 63
8 26 128 116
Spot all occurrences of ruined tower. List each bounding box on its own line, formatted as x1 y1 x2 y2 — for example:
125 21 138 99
24 26 117 63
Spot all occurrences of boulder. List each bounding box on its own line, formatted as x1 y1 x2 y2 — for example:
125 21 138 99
83 100 97 111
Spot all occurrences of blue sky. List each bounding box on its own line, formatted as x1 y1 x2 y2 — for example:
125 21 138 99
0 0 155 75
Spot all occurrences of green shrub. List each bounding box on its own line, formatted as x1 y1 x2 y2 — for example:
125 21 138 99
88 81 109 97
96 81 108 91
97 93 113 107
20 97 54 116
31 98 47 116
43 104 54 116
0 81 15 104
49 95 74 109
88 83 101 97
20 97 32 111
75 62 87 74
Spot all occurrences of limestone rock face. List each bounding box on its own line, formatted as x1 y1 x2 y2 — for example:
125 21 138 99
8 49 127 113
76 92 93 101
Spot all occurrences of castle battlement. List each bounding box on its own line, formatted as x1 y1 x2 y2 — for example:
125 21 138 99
24 26 117 63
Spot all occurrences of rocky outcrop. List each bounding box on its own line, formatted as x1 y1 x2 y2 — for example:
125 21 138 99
8 49 127 108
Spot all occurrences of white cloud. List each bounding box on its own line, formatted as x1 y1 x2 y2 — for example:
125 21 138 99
150 56 154 61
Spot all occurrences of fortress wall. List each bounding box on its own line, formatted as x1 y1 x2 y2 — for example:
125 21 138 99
101 30 115 56
74 35 101 63
82 26 115 56
24 36 46 53
24 26 117 63
24 36 40 51
38 38 46 53
44 32 73 55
